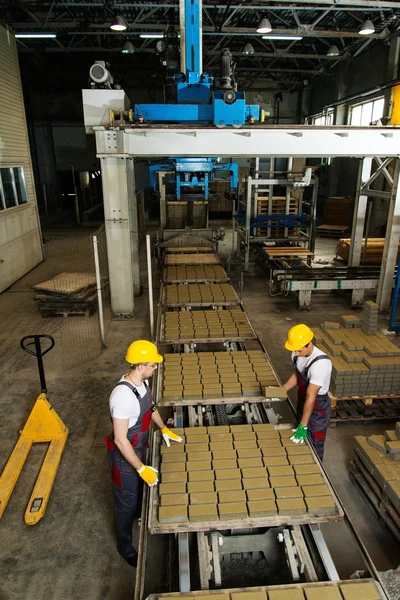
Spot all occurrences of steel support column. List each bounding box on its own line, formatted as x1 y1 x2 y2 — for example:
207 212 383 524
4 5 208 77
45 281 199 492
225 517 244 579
377 158 400 311
100 157 137 316
349 157 372 267
244 175 252 271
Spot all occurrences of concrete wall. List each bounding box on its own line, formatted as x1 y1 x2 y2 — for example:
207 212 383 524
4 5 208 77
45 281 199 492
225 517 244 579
0 24 43 293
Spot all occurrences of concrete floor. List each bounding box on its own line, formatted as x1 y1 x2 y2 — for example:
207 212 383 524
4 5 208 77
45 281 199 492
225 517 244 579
0 227 399 600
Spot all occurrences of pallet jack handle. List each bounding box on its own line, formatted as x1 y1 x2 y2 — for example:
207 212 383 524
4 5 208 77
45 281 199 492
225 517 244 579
20 335 55 394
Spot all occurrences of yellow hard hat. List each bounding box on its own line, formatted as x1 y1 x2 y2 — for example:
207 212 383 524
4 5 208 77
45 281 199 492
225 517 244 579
125 340 163 365
285 324 314 351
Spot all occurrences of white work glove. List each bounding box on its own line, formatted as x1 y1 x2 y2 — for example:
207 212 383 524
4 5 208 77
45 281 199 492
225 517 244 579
161 426 183 448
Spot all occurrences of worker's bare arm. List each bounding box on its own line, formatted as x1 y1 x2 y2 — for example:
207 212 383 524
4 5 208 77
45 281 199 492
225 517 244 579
113 417 143 470
300 383 321 426
283 372 298 392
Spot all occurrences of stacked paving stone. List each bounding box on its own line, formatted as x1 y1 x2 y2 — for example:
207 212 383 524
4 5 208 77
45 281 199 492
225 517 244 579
149 580 384 600
163 308 255 342
353 423 400 516
313 317 400 398
362 301 379 336
156 424 339 526
162 351 282 401
165 283 238 305
165 265 228 282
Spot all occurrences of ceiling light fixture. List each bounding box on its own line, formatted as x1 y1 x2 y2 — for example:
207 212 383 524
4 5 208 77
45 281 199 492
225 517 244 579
139 33 164 39
327 44 340 56
243 43 255 55
110 16 127 31
15 33 57 38
122 41 135 54
359 19 375 35
256 18 272 34
262 35 302 41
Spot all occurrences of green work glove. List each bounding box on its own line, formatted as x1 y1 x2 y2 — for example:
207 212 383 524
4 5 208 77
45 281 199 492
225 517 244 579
290 424 308 444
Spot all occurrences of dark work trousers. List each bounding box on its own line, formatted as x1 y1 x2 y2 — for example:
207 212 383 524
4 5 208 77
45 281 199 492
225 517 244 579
294 355 331 462
105 380 152 560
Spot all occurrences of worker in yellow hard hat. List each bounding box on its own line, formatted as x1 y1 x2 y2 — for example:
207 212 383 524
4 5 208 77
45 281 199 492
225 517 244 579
283 324 332 462
105 340 182 567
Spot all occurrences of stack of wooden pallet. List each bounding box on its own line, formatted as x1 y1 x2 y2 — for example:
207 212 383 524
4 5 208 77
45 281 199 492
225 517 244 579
351 426 400 543
324 196 354 226
208 179 232 212
32 272 98 318
257 196 299 238
336 238 400 264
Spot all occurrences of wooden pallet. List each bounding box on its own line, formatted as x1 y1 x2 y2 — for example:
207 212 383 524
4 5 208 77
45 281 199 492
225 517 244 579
329 392 400 422
349 458 400 544
40 308 95 318
316 224 350 238
262 247 314 260
165 253 220 265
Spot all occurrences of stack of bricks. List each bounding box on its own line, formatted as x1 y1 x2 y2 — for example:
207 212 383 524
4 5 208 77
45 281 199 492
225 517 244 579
361 301 379 336
163 309 255 342
157 424 339 526
165 283 238 305
313 318 400 397
162 351 281 401
150 580 384 600
353 423 400 517
165 265 228 282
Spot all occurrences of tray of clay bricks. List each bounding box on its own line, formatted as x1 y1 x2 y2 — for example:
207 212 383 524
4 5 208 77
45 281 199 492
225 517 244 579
163 283 240 307
148 424 344 534
159 308 257 343
157 350 285 406
163 265 230 283
165 253 220 265
350 423 400 543
146 580 385 600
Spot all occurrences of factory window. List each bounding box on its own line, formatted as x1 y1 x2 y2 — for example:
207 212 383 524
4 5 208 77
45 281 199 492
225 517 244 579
311 110 334 126
350 97 384 126
0 167 28 211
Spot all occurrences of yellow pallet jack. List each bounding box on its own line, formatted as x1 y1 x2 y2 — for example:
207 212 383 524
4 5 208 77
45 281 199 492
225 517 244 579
0 335 69 525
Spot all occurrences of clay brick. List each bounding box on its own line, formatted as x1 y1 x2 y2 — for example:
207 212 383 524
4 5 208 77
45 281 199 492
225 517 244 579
304 587 342 600
190 491 218 505
252 424 276 431
237 448 262 459
218 501 248 519
187 480 214 493
241 467 268 479
209 441 234 451
212 449 237 460
233 432 256 441
214 479 243 492
186 451 212 462
296 474 325 486
159 505 188 523
288 455 315 465
207 425 230 433
302 484 331 497
209 433 233 442
231 591 267 600
305 496 336 515
263 456 289 468
218 490 246 503
279 430 294 438
159 482 187 495
261 446 287 457
214 468 241 480
162 453 187 463
238 458 264 468
160 493 189 506
277 497 306 515
186 461 211 471
247 499 277 517
188 470 214 482
212 458 238 470
161 471 188 483
246 488 275 501
268 589 304 600
161 462 187 473
339 582 381 600
196 595 229 600
286 445 312 455
264 386 287 399
234 440 258 449
188 504 218 522
256 430 281 440
293 464 320 476
270 475 298 488
161 443 186 454
274 486 303 499
242 478 270 489
184 442 209 452
268 465 294 477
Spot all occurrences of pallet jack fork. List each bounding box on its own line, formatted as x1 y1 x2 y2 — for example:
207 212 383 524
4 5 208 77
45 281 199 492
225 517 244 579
0 335 69 525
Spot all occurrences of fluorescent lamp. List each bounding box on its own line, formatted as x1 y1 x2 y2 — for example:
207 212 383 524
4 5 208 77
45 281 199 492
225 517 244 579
327 44 339 56
256 18 272 34
359 19 375 35
243 43 255 55
262 35 303 41
122 41 135 54
15 33 57 38
139 33 164 39
110 16 127 31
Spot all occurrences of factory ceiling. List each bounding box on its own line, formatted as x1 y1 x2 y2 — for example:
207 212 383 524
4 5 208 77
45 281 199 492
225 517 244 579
2 1 400 92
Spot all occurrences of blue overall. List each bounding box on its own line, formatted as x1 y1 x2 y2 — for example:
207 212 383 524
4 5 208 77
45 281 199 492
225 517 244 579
105 380 152 560
293 354 331 462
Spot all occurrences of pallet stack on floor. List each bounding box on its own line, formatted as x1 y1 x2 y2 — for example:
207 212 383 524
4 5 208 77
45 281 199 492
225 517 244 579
256 196 299 238
350 423 400 543
32 272 98 318
312 305 400 421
